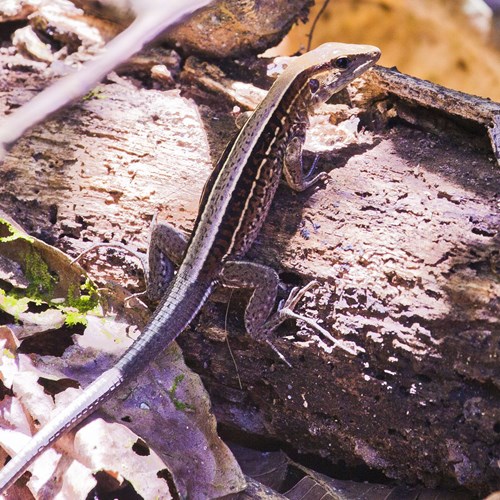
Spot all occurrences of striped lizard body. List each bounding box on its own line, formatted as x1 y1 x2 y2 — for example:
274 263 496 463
0 42 380 493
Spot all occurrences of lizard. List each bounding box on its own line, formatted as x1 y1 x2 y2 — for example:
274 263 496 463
0 41 380 493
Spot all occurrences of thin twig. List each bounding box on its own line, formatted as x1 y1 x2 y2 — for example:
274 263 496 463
306 0 331 52
224 290 243 389
284 309 365 356
71 242 146 268
0 0 211 161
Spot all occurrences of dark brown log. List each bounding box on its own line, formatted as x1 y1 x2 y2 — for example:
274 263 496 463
0 38 499 499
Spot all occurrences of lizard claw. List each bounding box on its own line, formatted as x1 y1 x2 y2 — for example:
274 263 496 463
278 280 319 318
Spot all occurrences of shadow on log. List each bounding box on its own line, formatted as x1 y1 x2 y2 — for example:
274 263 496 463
0 33 499 498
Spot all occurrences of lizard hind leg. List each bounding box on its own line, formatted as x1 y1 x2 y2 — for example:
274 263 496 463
219 261 279 339
220 261 315 339
147 222 188 302
220 261 318 367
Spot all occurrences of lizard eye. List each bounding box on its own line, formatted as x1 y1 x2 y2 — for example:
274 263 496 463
335 56 351 69
308 78 320 93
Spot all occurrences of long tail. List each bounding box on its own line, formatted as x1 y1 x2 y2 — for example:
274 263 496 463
0 367 123 492
0 277 213 492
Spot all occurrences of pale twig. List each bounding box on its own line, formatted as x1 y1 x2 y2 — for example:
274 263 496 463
278 280 365 356
123 290 149 307
70 242 146 268
0 0 212 161
265 340 293 368
71 242 149 305
283 309 365 356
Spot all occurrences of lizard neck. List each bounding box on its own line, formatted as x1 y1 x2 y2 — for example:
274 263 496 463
183 67 314 276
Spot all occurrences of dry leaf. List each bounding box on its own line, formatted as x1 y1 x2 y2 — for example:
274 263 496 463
230 445 473 500
0 214 245 497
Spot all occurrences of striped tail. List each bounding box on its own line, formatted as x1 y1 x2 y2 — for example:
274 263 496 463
0 367 123 492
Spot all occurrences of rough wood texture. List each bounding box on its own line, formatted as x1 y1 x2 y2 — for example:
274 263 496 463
70 0 315 58
0 49 499 498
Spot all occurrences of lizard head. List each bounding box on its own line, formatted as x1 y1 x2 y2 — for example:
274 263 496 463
287 42 381 105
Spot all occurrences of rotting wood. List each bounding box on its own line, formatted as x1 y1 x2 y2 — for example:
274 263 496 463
370 66 500 162
0 41 499 499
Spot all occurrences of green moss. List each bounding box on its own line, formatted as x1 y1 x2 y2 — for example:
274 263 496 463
0 289 30 320
0 219 33 244
167 374 194 412
67 279 99 313
2 348 15 359
82 87 106 101
64 310 88 326
0 219 55 301
0 218 103 329
62 280 100 326
25 249 56 301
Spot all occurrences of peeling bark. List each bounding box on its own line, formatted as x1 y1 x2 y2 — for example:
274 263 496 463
0 44 499 497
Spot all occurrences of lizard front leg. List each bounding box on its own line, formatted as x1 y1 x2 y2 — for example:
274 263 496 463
283 133 328 192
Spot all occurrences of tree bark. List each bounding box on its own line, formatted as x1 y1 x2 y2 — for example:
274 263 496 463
0 46 499 496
